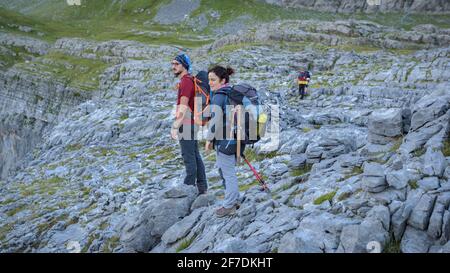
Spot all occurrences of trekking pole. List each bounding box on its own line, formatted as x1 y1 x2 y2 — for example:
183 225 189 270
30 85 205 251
236 105 242 165
242 155 270 193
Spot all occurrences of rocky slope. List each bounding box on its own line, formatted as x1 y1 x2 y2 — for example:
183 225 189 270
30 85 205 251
264 0 450 13
0 2 449 253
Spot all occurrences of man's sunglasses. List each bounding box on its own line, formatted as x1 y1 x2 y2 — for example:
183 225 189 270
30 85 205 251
171 62 181 66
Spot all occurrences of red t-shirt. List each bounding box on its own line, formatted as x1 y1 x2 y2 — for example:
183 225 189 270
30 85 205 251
177 74 195 124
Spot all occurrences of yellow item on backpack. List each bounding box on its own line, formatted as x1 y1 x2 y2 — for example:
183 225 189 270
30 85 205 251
258 113 268 138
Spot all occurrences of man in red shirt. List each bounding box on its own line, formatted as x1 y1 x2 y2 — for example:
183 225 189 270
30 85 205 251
171 54 207 195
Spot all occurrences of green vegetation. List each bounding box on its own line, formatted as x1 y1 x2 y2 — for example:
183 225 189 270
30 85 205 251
389 137 403 153
66 143 83 151
0 2 210 48
176 234 197 253
239 180 262 191
81 233 100 253
442 139 450 157
6 204 27 217
342 166 364 180
36 213 68 238
275 182 294 193
409 180 419 190
128 152 138 160
0 45 38 70
413 147 426 157
290 164 313 177
313 190 337 205
243 149 277 162
18 176 66 197
0 223 15 242
94 147 118 157
383 236 401 253
102 236 120 253
0 198 15 206
15 51 109 91
145 146 175 163
3 0 447 51
119 113 129 122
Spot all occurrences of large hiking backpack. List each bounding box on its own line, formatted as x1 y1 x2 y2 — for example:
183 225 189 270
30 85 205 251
298 71 311 85
192 71 211 126
218 83 268 145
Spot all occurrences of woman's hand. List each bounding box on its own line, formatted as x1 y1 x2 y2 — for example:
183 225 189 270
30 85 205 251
205 141 213 153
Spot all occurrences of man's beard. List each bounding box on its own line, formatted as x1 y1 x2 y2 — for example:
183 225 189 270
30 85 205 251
173 70 181 77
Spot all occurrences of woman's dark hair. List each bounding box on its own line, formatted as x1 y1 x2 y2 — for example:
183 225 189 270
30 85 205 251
208 65 235 83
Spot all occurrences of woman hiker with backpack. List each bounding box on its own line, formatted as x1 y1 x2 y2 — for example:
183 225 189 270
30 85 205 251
205 65 245 218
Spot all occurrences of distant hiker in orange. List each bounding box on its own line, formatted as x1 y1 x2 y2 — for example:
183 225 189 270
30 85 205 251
297 68 311 99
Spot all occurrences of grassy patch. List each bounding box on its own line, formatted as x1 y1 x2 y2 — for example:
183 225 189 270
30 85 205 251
276 182 294 193
337 44 381 53
383 236 401 253
102 236 120 253
66 143 83 152
239 180 262 191
215 42 268 53
145 146 176 163
176 234 197 253
0 223 15 242
290 164 313 177
81 187 91 197
0 198 15 206
1 1 210 48
16 51 109 92
0 44 38 70
80 203 98 216
302 127 312 133
128 153 138 160
95 147 118 157
313 190 337 205
6 204 27 217
389 137 403 153
18 176 66 197
119 113 129 122
115 186 130 193
81 233 100 253
342 166 363 180
442 139 450 157
409 180 418 190
413 147 426 157
82 174 92 180
35 213 68 238
243 149 277 162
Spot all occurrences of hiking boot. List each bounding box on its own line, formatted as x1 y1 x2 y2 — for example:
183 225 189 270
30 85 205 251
215 206 236 218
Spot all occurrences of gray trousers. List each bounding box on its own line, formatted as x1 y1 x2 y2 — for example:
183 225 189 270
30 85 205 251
179 139 207 193
216 151 240 209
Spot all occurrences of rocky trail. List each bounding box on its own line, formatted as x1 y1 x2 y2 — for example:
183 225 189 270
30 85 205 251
0 1 449 253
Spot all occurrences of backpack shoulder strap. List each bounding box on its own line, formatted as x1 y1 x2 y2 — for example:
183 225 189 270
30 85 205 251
215 90 228 96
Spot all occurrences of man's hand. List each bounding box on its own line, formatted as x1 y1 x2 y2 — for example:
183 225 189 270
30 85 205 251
171 128 179 140
205 141 213 153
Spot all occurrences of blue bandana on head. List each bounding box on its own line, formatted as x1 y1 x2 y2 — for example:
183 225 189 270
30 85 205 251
174 54 192 73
